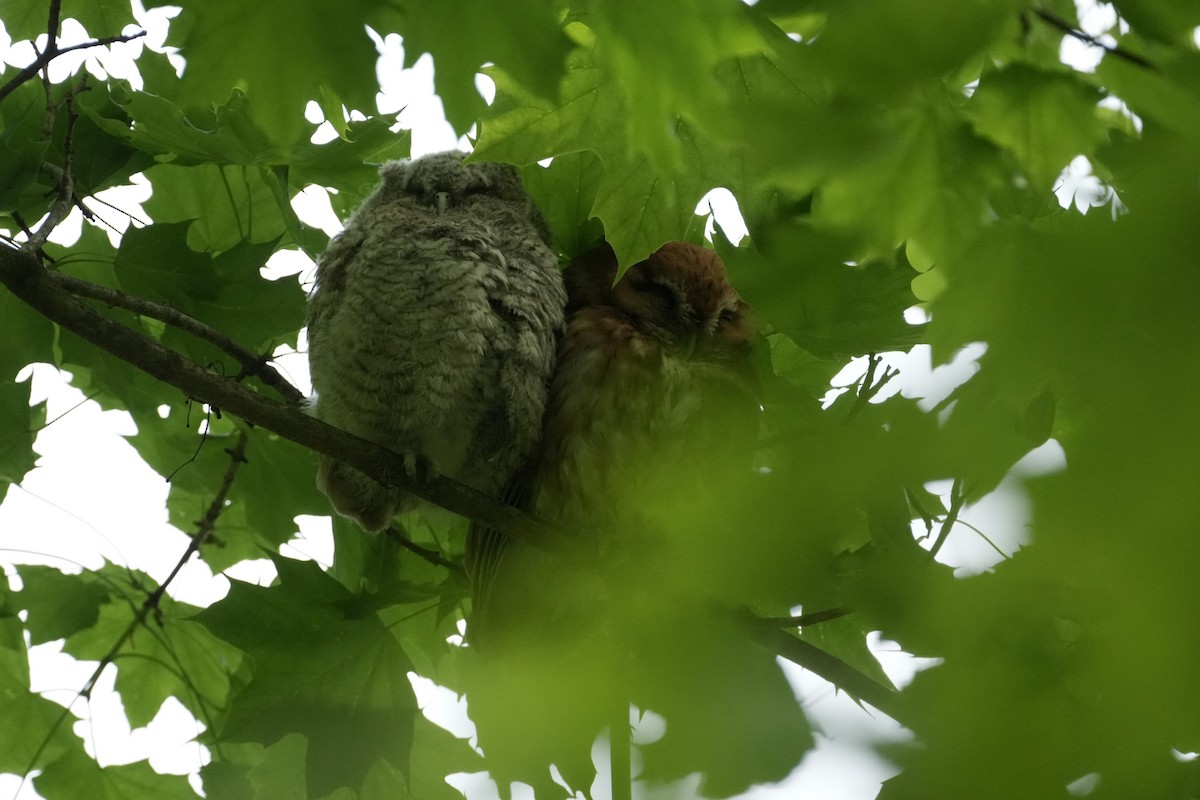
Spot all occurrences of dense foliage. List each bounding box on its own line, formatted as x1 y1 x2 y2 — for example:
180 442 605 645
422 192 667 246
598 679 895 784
2 0 1199 798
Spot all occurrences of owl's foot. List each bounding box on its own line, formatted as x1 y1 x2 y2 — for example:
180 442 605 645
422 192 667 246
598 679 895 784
317 457 404 533
402 451 440 487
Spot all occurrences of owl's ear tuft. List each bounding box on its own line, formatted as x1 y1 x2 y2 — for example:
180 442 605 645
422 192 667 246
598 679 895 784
378 159 415 193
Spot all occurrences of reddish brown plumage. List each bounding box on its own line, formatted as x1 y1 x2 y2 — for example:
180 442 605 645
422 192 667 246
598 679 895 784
463 238 760 788
467 238 758 639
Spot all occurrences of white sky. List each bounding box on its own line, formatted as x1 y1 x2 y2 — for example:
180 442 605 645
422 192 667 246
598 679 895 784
0 1 1117 798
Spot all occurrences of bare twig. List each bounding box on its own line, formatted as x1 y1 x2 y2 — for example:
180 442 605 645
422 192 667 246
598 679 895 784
47 0 64 46
50 271 305 406
1030 8 1155 71
0 30 147 105
749 622 898 716
150 433 249 608
22 82 89 254
384 524 465 574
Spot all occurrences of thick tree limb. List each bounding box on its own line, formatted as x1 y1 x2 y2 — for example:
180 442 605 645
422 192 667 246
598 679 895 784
51 271 305 407
0 244 564 554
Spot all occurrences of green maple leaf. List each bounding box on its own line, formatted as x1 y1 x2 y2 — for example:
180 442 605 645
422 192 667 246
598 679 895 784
149 0 380 148
194 554 418 797
475 39 746 269
381 0 573 133
35 751 199 800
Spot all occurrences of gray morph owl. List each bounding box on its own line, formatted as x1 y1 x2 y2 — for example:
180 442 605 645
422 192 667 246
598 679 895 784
306 151 567 532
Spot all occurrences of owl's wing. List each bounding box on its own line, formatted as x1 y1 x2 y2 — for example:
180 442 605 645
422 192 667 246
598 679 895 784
304 226 365 355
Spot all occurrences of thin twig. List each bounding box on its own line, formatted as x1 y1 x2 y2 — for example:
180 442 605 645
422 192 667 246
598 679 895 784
384 524 465 575
149 433 249 609
16 432 249 793
0 30 147 105
1030 8 1155 71
47 0 64 47
928 477 965 558
749 622 898 717
756 606 853 628
845 354 900 422
35 389 103 430
23 81 89 254
50 271 305 406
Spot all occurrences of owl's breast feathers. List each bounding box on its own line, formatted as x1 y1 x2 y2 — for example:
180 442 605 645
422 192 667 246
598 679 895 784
307 153 565 531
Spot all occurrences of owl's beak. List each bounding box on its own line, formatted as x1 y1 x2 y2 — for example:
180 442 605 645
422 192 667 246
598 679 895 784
681 333 698 360
435 192 450 215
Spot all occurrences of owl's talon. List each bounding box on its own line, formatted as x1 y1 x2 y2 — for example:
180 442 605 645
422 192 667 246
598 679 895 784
403 452 440 487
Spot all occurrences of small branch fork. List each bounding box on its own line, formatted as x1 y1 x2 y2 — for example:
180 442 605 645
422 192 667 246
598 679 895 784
0 0 147 105
846 353 900 422
51 272 306 407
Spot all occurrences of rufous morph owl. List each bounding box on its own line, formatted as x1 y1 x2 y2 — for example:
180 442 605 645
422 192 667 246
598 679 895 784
467 237 758 640
464 239 759 788
306 151 566 532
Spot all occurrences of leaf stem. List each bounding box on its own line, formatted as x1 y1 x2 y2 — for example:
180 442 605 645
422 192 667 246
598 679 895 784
928 477 965 559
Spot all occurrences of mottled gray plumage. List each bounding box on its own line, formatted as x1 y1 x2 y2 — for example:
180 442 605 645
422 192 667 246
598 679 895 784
306 151 566 532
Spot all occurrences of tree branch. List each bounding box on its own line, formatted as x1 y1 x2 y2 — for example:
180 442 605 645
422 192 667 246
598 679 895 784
0 243 565 555
50 271 305 406
23 81 88 254
1030 8 1155 71
846 353 900 422
748 621 899 717
0 30 147 104
384 524 465 574
147 432 249 612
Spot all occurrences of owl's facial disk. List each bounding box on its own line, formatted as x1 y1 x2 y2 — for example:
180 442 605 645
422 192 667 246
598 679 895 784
612 253 753 359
